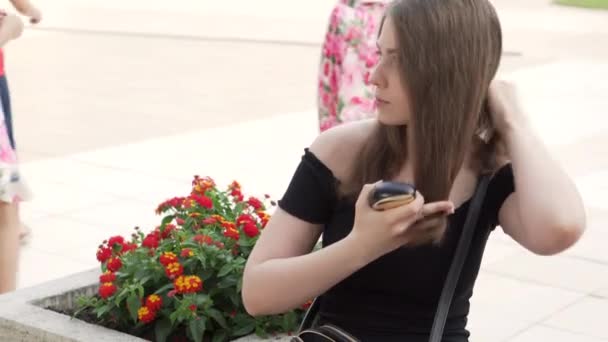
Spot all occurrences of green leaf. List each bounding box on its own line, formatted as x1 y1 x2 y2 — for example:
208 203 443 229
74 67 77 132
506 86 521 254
232 320 256 337
207 308 228 329
217 275 238 289
211 330 228 342
137 284 145 298
195 294 211 306
161 215 175 226
96 304 112 318
189 316 207 342
236 277 243 293
217 263 232 277
154 283 174 295
126 294 141 323
154 317 172 342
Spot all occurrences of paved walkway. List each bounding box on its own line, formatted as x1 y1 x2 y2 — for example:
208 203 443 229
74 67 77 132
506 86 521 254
7 0 608 341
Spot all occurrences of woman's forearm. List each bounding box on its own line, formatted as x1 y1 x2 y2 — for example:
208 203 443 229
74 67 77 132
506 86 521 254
504 122 586 243
242 234 369 316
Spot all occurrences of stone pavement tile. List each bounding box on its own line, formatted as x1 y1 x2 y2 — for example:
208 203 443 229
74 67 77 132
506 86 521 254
21 216 118 265
23 157 191 202
481 237 521 267
65 198 164 235
467 273 583 341
70 110 318 198
544 296 608 339
18 178 121 217
17 247 95 289
507 325 608 342
576 171 608 211
505 61 608 148
483 252 608 294
562 220 608 264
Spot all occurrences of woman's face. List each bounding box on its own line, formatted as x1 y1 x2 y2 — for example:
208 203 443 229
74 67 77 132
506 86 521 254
370 16 412 126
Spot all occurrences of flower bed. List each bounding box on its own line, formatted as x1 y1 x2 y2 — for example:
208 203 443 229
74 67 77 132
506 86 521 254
72 176 311 342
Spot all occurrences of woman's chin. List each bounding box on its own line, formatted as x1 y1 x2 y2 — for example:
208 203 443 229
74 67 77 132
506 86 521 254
377 111 409 126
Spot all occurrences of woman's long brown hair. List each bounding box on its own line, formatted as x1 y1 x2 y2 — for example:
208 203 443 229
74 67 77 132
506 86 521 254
343 0 504 244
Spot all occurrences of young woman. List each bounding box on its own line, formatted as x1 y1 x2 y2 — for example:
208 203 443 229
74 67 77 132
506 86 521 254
244 0 586 341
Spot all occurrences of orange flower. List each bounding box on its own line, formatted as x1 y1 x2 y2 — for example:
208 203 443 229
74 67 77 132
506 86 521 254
223 227 240 241
180 248 194 258
165 262 184 279
173 275 203 294
99 282 117 299
192 176 216 194
212 215 227 223
159 252 178 266
228 181 241 190
256 211 270 228
137 306 156 323
145 294 162 312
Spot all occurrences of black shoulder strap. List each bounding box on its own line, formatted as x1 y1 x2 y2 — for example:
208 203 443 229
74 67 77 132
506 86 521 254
429 173 492 342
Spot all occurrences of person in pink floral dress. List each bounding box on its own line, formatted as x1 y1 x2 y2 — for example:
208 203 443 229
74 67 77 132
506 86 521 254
0 0 40 293
317 0 389 132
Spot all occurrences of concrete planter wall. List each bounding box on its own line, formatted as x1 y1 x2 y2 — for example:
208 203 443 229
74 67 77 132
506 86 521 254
0 269 290 342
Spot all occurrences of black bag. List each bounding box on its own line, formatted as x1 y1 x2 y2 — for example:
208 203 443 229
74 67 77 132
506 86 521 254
292 174 492 342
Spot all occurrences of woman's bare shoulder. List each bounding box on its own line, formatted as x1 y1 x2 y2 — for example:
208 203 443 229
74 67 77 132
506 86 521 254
309 119 377 181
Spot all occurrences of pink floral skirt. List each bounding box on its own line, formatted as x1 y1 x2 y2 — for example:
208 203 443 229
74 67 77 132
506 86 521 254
317 0 389 132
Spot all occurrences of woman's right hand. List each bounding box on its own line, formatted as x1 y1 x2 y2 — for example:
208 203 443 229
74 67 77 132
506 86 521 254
348 182 455 262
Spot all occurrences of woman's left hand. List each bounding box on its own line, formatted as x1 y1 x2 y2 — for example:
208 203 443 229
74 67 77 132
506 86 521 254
487 80 529 135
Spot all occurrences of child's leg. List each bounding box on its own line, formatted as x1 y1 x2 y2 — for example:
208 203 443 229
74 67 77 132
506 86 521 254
0 201 19 293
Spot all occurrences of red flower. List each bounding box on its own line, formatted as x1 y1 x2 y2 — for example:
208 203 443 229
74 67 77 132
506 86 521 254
107 257 122 272
156 197 186 214
191 194 213 209
99 271 116 283
180 248 194 258
164 262 184 279
121 242 137 253
247 197 263 210
189 304 197 312
99 282 117 299
167 290 177 298
231 189 244 202
142 233 159 249
145 294 163 312
202 217 217 225
214 241 225 249
159 252 178 266
176 217 185 226
137 306 156 324
160 224 177 239
243 222 260 238
223 228 240 241
193 234 213 245
236 214 255 226
96 247 112 263
173 275 203 294
108 236 124 247
228 181 241 190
